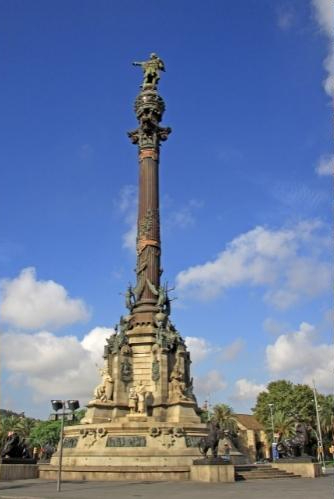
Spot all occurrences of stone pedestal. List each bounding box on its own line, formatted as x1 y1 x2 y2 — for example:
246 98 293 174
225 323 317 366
274 461 322 478
0 463 38 480
190 464 235 482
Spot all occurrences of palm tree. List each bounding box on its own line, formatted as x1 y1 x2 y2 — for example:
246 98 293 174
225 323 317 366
212 404 237 433
265 410 295 443
0 415 21 449
16 417 36 440
318 395 334 438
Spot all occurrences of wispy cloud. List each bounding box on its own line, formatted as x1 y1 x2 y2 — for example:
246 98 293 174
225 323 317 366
262 317 289 336
276 6 295 31
117 184 138 253
219 338 245 362
165 199 202 230
117 185 203 254
311 0 334 96
315 154 334 176
193 370 227 398
271 181 328 211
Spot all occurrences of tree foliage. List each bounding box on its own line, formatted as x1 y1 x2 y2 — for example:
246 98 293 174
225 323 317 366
0 415 37 449
212 403 237 432
28 420 61 448
253 380 333 447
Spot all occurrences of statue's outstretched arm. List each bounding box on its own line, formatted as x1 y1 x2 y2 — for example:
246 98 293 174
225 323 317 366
132 61 143 67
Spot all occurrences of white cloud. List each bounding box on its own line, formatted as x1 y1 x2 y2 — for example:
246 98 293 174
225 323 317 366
185 336 213 363
176 220 330 309
219 339 244 361
81 326 114 365
312 0 334 96
315 154 334 176
233 378 267 401
266 322 333 391
117 184 137 253
193 370 227 397
1 326 114 403
0 268 90 330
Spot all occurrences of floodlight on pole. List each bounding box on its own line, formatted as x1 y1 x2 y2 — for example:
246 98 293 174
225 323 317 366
51 400 64 412
67 400 80 412
49 399 79 492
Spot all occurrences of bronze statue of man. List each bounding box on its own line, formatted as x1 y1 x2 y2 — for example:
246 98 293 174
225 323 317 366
133 53 165 89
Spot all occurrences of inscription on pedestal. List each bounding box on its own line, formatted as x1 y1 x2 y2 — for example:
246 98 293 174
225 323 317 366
185 436 202 447
63 437 78 448
106 436 147 447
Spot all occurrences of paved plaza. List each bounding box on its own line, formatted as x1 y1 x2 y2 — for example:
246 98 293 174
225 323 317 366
0 476 332 499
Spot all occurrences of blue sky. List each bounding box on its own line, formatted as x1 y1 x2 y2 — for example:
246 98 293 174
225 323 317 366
0 0 332 418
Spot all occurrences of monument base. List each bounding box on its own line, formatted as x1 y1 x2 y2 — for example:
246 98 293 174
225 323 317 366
39 464 190 481
38 420 209 482
190 464 235 482
0 463 38 480
274 461 322 478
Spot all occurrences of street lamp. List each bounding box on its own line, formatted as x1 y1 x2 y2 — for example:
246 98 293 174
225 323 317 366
312 380 326 473
50 400 79 492
268 403 277 461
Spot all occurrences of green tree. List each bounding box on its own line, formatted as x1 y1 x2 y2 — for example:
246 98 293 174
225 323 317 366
16 417 37 440
318 395 334 437
199 407 210 424
0 415 22 448
72 408 86 423
268 410 295 441
212 403 237 432
253 380 318 432
28 420 61 448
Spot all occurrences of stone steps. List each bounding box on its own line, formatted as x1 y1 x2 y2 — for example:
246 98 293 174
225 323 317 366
235 464 301 481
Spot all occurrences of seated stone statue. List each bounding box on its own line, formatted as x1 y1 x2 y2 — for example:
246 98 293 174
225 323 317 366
93 367 114 402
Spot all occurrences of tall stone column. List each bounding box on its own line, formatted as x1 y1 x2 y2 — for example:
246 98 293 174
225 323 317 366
128 86 171 327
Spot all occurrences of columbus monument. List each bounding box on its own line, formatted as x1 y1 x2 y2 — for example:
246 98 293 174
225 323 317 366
42 54 209 481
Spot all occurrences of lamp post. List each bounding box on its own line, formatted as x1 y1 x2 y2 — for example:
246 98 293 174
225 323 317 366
50 400 79 492
268 403 276 461
312 380 326 472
